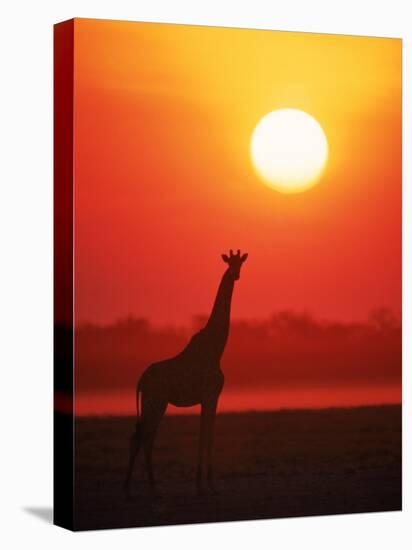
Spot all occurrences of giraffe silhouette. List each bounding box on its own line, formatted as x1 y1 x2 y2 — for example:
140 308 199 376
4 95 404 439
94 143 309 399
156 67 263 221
124 249 248 497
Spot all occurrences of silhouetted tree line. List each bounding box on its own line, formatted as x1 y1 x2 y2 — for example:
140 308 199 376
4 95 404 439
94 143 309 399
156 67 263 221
62 308 400 393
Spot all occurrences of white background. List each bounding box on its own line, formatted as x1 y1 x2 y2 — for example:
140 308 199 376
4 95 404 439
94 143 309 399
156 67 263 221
0 0 410 548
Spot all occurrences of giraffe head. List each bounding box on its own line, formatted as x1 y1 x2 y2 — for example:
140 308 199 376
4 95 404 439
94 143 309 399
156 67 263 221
221 249 248 280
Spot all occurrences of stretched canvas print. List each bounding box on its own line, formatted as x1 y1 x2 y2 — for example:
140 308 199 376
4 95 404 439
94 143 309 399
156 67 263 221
54 19 402 531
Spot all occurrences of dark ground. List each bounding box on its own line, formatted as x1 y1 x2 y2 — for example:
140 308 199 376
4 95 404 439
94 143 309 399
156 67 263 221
74 405 401 530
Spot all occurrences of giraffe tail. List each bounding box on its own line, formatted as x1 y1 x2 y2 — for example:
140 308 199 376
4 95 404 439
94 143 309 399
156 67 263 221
135 377 143 432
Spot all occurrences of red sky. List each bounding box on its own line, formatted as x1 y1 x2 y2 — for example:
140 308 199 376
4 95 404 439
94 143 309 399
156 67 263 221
69 20 401 413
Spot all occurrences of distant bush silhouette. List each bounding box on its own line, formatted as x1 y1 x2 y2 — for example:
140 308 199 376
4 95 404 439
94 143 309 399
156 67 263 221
73 307 401 394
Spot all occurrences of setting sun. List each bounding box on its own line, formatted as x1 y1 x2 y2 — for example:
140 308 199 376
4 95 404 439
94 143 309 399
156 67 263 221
250 109 329 193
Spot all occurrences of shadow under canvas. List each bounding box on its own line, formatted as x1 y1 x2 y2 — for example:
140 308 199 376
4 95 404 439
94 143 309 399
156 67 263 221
23 507 53 524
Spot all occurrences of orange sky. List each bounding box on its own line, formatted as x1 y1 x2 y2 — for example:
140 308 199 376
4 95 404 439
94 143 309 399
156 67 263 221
66 19 403 414
73 19 401 327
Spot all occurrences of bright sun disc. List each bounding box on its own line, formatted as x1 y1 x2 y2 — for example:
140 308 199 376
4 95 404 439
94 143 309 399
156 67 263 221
250 109 329 193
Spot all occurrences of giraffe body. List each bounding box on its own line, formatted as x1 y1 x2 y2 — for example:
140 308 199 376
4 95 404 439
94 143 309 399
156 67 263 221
124 250 247 497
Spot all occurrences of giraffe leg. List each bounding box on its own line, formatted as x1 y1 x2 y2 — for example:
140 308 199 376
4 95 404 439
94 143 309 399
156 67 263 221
197 398 218 495
123 424 141 499
206 410 218 494
196 409 207 495
141 397 167 495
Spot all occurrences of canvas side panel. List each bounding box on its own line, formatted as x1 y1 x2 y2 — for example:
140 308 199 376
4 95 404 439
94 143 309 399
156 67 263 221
53 19 74 531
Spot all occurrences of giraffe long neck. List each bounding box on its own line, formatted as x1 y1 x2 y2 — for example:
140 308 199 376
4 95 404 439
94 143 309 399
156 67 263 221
204 269 235 350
